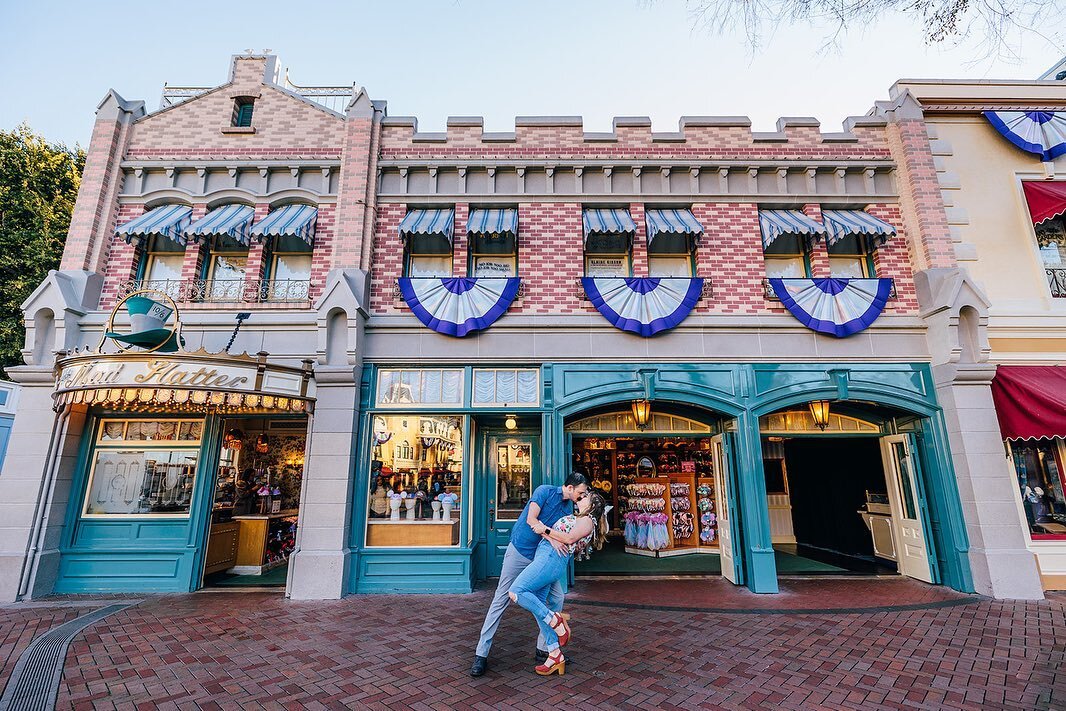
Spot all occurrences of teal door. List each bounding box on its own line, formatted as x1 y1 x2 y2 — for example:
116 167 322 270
486 435 540 577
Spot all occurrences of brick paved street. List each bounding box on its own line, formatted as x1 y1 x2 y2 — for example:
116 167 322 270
1 579 1064 710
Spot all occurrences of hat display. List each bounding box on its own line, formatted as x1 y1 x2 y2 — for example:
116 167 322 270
104 294 183 352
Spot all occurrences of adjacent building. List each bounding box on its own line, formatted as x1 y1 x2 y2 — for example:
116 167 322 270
0 52 1058 602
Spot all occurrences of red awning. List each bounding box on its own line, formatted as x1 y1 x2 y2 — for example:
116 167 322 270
991 365 1066 440
1022 181 1066 225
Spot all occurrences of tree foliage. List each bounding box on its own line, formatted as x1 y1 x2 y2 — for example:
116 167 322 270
683 0 1065 58
0 124 85 377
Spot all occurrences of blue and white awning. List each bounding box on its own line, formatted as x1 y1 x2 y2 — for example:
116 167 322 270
583 208 636 245
400 208 455 243
249 204 318 245
115 204 193 245
985 111 1066 162
645 209 703 249
582 277 703 337
185 204 256 245
758 210 826 249
821 210 896 248
397 277 520 337
467 208 518 236
770 278 893 338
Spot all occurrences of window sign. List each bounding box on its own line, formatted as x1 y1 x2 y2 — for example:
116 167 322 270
585 256 629 277
472 257 516 278
377 368 464 406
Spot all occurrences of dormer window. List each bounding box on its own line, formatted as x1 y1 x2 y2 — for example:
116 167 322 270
232 97 255 127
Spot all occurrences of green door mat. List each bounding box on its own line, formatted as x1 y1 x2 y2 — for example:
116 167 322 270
204 562 289 587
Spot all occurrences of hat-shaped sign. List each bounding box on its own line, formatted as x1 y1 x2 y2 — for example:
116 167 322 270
103 291 184 352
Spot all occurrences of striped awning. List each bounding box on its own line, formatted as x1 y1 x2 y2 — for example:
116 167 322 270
645 209 703 249
583 208 635 245
399 208 454 243
758 210 826 249
822 210 896 248
250 204 318 245
185 204 256 245
467 208 518 236
115 204 193 245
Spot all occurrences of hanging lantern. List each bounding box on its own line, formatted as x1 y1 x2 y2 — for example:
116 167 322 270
809 400 831 431
631 399 652 430
223 428 245 450
255 434 270 453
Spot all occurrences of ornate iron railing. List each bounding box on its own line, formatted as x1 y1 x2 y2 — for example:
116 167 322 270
763 278 897 300
122 279 311 304
1047 268 1066 298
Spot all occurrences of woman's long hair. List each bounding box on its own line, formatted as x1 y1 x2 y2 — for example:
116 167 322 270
576 491 608 560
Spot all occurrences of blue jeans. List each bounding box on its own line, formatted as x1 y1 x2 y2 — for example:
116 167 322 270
508 538 571 652
475 544 564 658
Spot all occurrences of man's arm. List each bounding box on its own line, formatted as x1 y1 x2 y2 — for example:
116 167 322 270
525 501 547 534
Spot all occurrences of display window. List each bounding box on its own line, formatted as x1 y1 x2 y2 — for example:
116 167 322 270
763 234 809 278
472 368 539 406
83 418 204 517
585 230 632 277
365 414 465 547
205 235 249 301
376 368 464 406
1012 438 1066 538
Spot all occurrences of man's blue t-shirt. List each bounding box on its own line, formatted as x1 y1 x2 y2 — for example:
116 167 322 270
509 485 572 559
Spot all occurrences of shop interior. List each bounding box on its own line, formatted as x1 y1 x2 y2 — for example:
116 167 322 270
571 405 905 578
201 417 307 588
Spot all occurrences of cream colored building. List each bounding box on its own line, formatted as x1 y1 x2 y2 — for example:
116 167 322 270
887 70 1066 589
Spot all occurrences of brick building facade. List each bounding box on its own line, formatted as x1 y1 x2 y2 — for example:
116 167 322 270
0 53 1047 602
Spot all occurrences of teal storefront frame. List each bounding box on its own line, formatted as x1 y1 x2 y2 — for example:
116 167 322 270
54 413 224 594
348 361 974 596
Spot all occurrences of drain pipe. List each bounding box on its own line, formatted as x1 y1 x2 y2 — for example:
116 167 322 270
17 405 71 600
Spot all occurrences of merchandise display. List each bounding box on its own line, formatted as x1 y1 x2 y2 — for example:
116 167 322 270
574 436 720 557
697 477 718 545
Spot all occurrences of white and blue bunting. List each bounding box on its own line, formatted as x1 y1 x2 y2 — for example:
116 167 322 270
984 111 1066 162
770 278 893 338
582 277 703 337
397 277 521 337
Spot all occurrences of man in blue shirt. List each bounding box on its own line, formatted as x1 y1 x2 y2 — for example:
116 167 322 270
470 472 590 677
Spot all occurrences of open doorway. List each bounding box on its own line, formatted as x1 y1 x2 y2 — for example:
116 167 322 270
200 417 307 589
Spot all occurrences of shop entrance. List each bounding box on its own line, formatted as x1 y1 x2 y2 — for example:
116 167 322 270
566 409 742 580
199 417 307 589
485 433 541 577
760 407 935 582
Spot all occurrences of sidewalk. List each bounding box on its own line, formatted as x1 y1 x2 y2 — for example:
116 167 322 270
1 579 1064 710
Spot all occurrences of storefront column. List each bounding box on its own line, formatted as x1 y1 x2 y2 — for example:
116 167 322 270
734 411 779 593
0 373 85 601
287 366 358 599
917 267 1043 599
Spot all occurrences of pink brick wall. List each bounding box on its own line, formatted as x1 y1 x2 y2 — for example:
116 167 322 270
369 200 917 318
886 120 955 271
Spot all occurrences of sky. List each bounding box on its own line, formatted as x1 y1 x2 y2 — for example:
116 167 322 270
1 0 1063 148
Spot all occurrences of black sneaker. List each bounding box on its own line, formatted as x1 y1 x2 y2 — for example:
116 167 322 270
469 655 488 677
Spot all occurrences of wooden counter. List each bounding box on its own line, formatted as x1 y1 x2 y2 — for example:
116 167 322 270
366 519 460 547
204 521 240 574
232 510 298 573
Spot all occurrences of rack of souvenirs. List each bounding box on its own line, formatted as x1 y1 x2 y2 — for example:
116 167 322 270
696 478 718 549
573 437 718 539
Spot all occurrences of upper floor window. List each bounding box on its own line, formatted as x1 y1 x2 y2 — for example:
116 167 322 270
584 208 635 277
646 208 703 277
763 234 809 278
468 208 518 277
400 208 454 278
250 203 319 302
1024 181 1066 297
828 235 875 278
232 97 255 127
139 234 186 299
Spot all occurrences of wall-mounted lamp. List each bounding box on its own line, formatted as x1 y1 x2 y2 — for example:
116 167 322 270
504 415 517 430
631 399 652 430
809 400 831 431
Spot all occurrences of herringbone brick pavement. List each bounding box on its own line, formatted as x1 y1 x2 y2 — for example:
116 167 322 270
2 579 1064 710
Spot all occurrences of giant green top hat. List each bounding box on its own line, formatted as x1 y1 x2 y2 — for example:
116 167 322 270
104 294 184 352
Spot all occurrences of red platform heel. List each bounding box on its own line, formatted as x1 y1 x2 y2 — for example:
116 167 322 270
536 649 566 676
547 611 571 647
